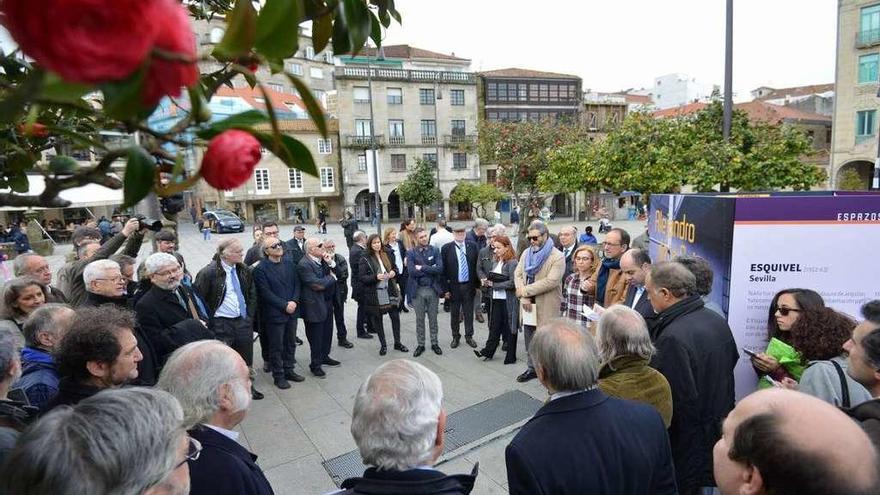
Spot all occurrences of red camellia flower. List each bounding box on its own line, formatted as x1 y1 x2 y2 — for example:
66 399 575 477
141 0 199 107
200 130 262 190
0 0 163 84
17 122 48 138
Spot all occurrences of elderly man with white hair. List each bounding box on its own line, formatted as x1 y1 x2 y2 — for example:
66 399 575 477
0 387 193 495
335 359 478 494
158 341 274 495
81 259 128 307
505 319 676 495
136 253 211 367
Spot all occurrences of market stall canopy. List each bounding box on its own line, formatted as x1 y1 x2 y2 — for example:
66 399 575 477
0 174 123 211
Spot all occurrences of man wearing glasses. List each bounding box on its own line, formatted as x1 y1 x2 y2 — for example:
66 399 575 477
297 238 340 378
583 227 631 307
13 253 67 303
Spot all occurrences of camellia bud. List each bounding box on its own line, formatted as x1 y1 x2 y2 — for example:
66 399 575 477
200 130 262 190
17 122 49 138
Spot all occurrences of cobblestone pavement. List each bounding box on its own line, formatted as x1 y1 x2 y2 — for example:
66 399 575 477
42 218 645 495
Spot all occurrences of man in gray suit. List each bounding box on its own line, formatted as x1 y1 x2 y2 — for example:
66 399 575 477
296 238 339 378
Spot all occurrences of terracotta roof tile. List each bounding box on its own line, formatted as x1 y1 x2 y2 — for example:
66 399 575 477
359 44 470 62
653 102 707 118
215 85 309 114
479 67 580 80
253 119 338 133
754 83 833 101
736 101 831 124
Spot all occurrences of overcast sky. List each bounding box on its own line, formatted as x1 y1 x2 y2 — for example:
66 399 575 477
381 0 837 100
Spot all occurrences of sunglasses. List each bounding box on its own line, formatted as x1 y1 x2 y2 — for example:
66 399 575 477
268 243 282 249
528 235 542 241
776 307 801 316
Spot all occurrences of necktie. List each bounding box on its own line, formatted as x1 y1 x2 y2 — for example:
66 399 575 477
458 244 469 282
564 247 571 258
230 267 247 317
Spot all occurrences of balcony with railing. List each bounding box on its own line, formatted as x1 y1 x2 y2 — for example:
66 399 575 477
443 134 477 146
421 135 437 145
344 135 385 148
857 29 880 48
388 135 406 147
335 67 476 85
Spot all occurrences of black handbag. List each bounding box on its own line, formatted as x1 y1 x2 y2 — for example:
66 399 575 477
487 271 509 283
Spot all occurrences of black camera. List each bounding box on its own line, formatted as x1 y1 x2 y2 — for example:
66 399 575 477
134 214 163 232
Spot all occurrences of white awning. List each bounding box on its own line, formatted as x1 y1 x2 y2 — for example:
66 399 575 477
0 175 124 211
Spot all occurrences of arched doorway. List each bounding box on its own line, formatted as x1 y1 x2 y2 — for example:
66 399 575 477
551 193 572 218
387 189 402 220
837 161 873 190
354 189 380 221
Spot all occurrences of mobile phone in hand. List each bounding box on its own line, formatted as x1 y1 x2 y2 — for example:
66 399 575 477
742 347 759 358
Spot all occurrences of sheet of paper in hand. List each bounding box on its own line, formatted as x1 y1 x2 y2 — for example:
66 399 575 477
521 301 537 326
581 303 604 322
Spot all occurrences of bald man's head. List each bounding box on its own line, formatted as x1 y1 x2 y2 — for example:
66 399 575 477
714 388 880 495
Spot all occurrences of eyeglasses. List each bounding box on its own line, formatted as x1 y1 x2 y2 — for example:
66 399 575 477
776 307 801 316
94 276 125 283
176 436 202 469
267 243 282 249
574 256 593 262
154 266 181 278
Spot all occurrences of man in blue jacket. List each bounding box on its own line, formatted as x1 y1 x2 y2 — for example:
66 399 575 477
253 236 303 389
406 228 444 357
296 237 339 378
14 304 74 410
505 319 676 495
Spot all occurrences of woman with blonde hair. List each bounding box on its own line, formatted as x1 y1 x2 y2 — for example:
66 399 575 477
560 244 598 328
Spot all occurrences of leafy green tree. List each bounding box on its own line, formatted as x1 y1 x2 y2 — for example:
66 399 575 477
838 168 868 190
397 158 442 222
450 181 503 218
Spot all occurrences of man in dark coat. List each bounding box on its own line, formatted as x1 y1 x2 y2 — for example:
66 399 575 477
16 305 74 410
339 359 478 495
12 253 67 303
158 341 275 495
505 319 676 495
646 261 738 494
296 238 339 378
324 239 353 349
341 211 359 248
620 249 656 323
843 300 880 449
440 227 479 349
285 225 306 264
135 253 211 368
349 231 373 340
465 219 489 323
253 236 303 389
557 225 578 283
194 239 262 400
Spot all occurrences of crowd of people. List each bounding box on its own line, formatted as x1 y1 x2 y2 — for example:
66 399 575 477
0 213 878 495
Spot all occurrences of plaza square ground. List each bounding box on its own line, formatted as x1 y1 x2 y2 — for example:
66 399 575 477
41 218 645 495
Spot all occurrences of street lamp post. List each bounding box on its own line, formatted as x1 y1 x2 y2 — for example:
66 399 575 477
367 50 381 234
874 85 880 189
722 0 733 142
434 78 443 219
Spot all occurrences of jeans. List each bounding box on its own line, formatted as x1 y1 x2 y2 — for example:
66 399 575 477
414 286 439 346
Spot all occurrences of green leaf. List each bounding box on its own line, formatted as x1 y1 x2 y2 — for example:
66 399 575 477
312 13 333 54
255 0 301 61
257 83 283 152
122 147 155 208
40 73 93 105
8 173 29 193
331 7 352 55
213 0 258 60
48 156 80 174
341 0 372 55
101 68 156 121
284 73 327 137
253 131 318 176
197 110 270 139
0 68 44 125
369 13 382 48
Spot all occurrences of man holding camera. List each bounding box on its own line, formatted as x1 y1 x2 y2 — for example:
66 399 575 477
67 218 144 307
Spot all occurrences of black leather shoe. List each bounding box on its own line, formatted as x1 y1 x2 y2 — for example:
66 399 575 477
465 337 478 348
401 306 410 313
295 336 304 345
284 370 305 382
503 357 517 365
311 368 326 378
473 349 484 359
394 343 409 353
322 357 341 367
413 346 425 357
516 370 538 383
379 346 387 356
432 345 443 355
338 339 354 349
251 386 264 400
274 377 291 389
450 338 460 349
368 328 378 334
357 333 374 339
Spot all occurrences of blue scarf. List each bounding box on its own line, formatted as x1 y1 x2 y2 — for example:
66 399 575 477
595 257 620 306
525 238 554 283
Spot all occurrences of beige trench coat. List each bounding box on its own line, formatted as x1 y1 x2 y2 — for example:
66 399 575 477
514 247 565 328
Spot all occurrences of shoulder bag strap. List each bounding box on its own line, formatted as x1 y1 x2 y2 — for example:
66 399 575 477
830 360 851 408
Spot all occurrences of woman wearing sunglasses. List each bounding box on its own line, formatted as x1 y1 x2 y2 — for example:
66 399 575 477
751 288 824 388
358 234 408 356
474 235 519 363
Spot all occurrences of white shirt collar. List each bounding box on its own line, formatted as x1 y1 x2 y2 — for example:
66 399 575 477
220 260 235 272
203 423 240 441
549 387 594 402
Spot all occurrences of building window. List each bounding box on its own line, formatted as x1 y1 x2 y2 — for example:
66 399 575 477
320 167 334 190
317 138 332 154
860 54 879 84
419 88 435 105
861 5 880 45
857 110 876 142
254 169 270 194
357 154 367 172
286 62 303 76
451 120 466 136
310 67 324 79
450 89 464 106
486 169 497 184
305 46 315 59
355 119 372 136
422 153 437 166
486 82 497 101
387 87 402 104
391 154 407 172
353 87 370 103
420 120 436 136
389 120 404 145
267 82 284 93
452 153 467 170
288 169 303 192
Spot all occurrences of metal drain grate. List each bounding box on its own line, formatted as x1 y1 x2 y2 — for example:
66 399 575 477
323 389 542 486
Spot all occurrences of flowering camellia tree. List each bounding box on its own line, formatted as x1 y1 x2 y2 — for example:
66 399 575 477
0 0 401 208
